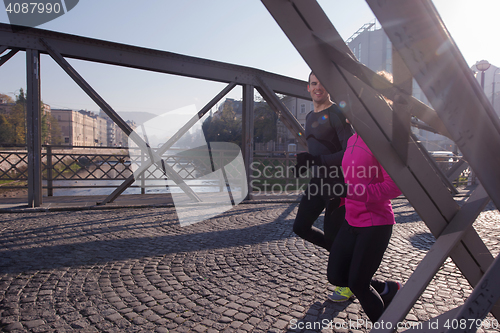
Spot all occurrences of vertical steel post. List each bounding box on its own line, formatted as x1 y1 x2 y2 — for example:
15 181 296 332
242 85 254 200
219 150 224 193
141 149 145 194
46 145 53 196
26 49 42 207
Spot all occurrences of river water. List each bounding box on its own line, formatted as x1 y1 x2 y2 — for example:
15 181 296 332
43 179 226 196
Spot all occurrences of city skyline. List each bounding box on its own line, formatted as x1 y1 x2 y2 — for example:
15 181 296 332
1 1 500 118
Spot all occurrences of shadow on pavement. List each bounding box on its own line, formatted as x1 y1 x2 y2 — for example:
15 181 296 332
408 232 436 251
0 203 300 274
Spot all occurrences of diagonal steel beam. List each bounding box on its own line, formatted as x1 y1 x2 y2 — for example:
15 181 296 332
446 159 468 183
262 0 498 324
274 3 458 193
411 118 441 134
0 23 310 100
448 255 500 333
40 38 133 136
255 76 307 147
310 30 452 139
412 252 500 333
39 38 200 204
343 68 493 290
100 82 237 204
367 0 500 211
159 82 236 154
139 123 202 204
410 133 458 195
368 0 500 322
0 47 19 67
403 307 462 332
375 185 490 332
261 0 458 216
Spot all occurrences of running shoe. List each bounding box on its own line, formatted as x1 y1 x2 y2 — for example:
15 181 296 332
327 286 354 302
381 281 402 308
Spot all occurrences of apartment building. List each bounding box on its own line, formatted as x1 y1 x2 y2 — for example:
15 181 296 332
98 110 135 147
281 95 311 151
51 109 108 146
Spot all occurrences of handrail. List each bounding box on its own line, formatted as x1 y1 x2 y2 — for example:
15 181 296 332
0 147 473 195
0 23 310 100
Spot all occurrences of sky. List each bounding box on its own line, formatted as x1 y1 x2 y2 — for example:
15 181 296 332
1 0 500 120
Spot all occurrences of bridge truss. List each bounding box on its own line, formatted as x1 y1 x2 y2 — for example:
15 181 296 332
261 0 500 332
1 0 500 331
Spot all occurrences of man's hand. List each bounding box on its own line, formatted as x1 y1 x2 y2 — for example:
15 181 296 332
292 152 321 177
297 152 321 167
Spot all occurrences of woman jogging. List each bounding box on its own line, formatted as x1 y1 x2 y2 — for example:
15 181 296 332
326 125 402 323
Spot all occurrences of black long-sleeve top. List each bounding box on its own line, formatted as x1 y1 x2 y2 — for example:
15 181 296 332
305 103 354 179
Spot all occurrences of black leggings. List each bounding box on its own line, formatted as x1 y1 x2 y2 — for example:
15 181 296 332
327 220 392 322
293 179 344 251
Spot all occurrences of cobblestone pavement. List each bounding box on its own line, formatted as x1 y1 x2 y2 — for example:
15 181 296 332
0 198 499 333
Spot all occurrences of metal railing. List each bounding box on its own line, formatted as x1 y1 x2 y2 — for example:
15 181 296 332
1 145 248 196
0 145 474 196
0 145 130 195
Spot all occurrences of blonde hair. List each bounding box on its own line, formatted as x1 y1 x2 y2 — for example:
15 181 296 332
377 70 393 106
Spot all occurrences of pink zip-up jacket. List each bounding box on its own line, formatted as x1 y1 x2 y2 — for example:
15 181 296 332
342 133 401 227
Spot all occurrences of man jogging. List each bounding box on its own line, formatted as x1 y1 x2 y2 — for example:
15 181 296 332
293 72 354 302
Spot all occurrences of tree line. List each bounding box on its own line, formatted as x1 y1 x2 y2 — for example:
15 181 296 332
201 99 278 147
0 92 279 148
0 89 62 145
